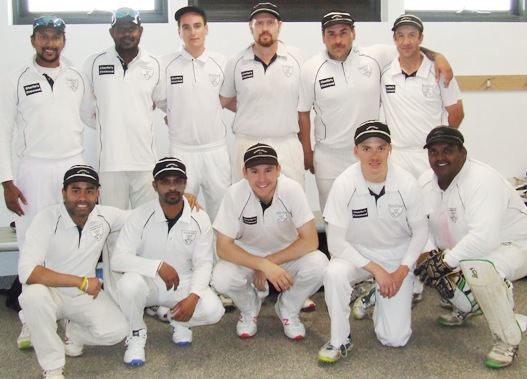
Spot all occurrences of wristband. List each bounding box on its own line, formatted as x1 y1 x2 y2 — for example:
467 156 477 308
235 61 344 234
84 279 89 293
79 277 88 291
157 261 163 273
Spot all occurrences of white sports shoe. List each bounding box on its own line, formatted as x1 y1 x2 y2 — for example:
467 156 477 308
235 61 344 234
485 338 519 368
437 305 482 326
236 312 258 338
145 306 170 322
219 294 236 312
17 310 32 349
301 298 316 312
124 329 147 366
171 322 192 346
352 282 376 320
42 367 65 379
318 337 353 363
275 301 305 340
61 320 83 357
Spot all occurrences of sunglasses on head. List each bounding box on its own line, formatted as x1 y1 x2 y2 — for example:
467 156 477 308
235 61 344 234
33 16 65 32
112 8 141 26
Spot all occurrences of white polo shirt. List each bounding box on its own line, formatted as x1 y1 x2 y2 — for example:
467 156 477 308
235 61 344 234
18 203 128 292
213 175 314 257
381 54 462 149
298 45 394 151
420 158 527 267
162 48 227 146
83 46 164 172
324 162 426 268
220 41 304 138
0 56 94 183
111 197 214 298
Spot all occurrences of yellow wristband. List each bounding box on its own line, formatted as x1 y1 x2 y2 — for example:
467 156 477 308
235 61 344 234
79 277 88 291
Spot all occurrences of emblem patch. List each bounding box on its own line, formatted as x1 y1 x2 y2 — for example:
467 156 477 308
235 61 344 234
358 63 372 77
99 65 114 75
66 78 79 92
141 65 154 80
448 208 457 223
352 208 368 218
243 216 257 225
276 211 287 223
89 223 104 241
209 73 220 87
389 204 403 218
282 65 293 78
241 70 254 80
422 84 434 98
182 230 196 245
319 77 335 89
23 83 42 96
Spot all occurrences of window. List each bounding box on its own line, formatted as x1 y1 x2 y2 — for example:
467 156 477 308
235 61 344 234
189 0 380 22
12 0 168 25
405 0 526 22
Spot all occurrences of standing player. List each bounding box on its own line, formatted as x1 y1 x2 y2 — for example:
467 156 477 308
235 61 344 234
18 165 128 379
318 121 427 363
83 7 164 210
298 11 454 212
211 144 328 339
220 2 305 186
381 14 464 303
415 126 527 368
0 15 94 349
111 158 224 366
162 5 230 222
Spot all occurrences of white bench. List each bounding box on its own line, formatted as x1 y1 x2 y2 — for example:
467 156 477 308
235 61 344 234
0 227 19 277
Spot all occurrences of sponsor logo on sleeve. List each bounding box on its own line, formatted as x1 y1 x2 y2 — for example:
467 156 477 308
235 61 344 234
171 75 184 85
23 83 42 96
319 77 335 89
99 65 115 75
385 84 396 93
352 208 368 218
241 70 254 80
243 216 257 225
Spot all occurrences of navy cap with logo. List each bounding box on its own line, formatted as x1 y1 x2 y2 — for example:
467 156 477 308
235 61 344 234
244 143 279 168
153 157 187 180
392 14 423 33
322 11 354 30
175 5 207 23
423 126 464 149
33 15 66 34
63 165 100 187
250 2 281 21
354 121 391 145
111 7 141 27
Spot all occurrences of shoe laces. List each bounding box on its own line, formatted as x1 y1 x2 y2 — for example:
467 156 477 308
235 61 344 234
492 340 517 358
43 367 64 378
20 323 31 336
126 332 147 347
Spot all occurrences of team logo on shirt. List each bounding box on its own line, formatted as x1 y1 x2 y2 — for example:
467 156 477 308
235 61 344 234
282 65 293 78
182 230 196 245
99 65 115 75
243 216 257 225
448 208 458 223
422 84 434 98
358 63 372 77
66 78 79 92
209 73 220 87
385 84 396 93
319 77 335 89
89 223 104 241
276 211 287 223
141 65 154 80
241 70 254 80
171 75 183 85
389 204 403 218
352 208 368 218
23 83 42 96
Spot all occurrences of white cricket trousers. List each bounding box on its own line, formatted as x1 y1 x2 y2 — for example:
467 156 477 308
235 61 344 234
19 284 127 371
211 250 328 315
324 258 413 348
117 273 224 333
99 171 156 210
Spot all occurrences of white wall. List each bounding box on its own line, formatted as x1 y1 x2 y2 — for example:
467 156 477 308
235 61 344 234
1 0 526 226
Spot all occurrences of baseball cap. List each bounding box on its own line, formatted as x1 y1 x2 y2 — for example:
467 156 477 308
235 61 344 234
111 7 141 27
354 121 391 145
33 15 66 34
175 5 207 23
250 2 281 21
244 143 279 168
63 165 100 187
153 157 187 180
423 126 464 149
391 14 423 33
321 11 354 30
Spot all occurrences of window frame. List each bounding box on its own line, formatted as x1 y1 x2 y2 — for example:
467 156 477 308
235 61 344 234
189 0 381 23
11 0 169 25
405 0 526 22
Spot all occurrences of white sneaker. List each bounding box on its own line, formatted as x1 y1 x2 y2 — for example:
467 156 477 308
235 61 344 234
62 320 83 357
219 294 236 312
42 367 65 379
124 329 147 366
274 301 305 340
236 312 258 338
301 298 316 312
352 282 376 320
145 306 170 322
317 337 353 363
17 310 32 349
437 305 482 326
485 338 519 368
171 322 192 346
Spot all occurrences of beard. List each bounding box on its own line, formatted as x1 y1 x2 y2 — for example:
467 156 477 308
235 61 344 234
162 191 183 205
256 33 276 48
